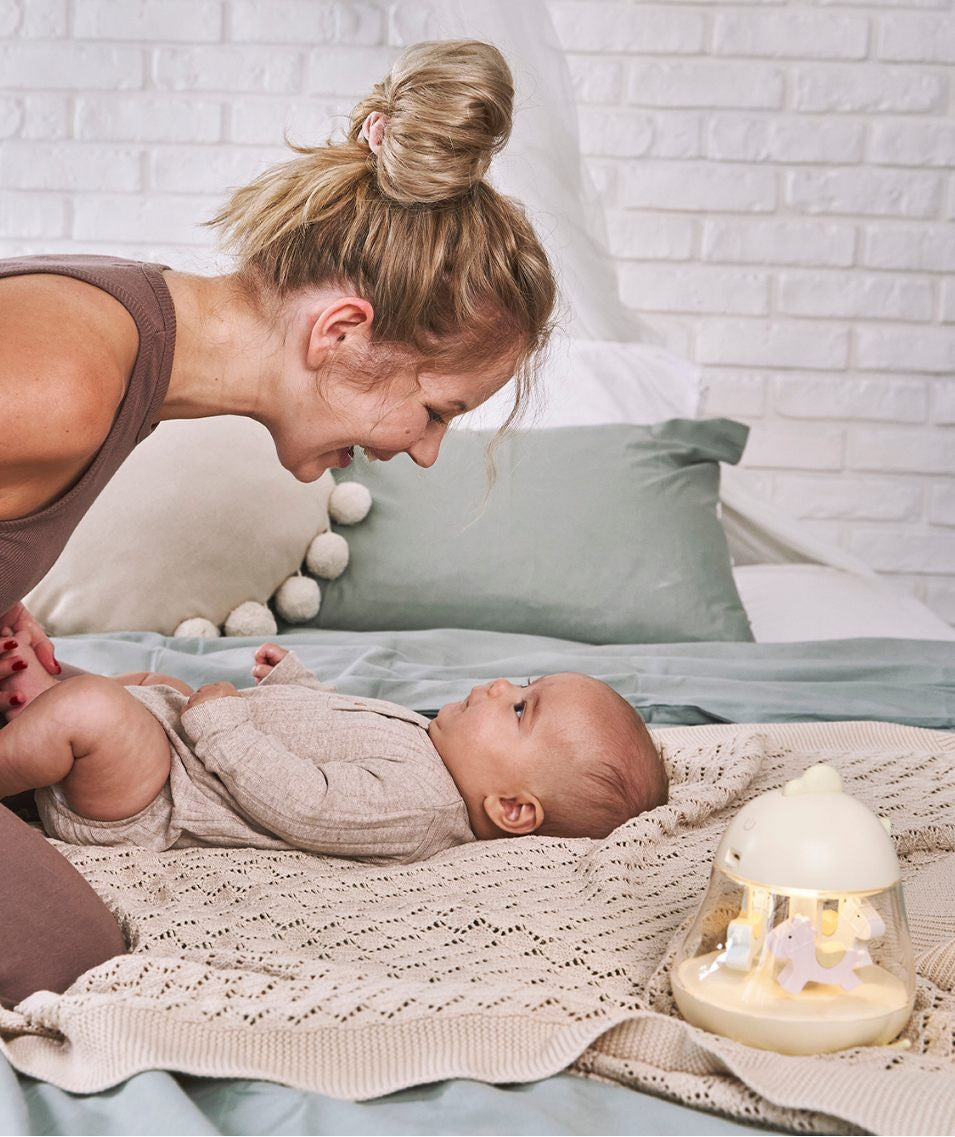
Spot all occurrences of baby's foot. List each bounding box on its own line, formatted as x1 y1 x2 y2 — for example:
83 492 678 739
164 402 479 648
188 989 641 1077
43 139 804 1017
0 626 58 720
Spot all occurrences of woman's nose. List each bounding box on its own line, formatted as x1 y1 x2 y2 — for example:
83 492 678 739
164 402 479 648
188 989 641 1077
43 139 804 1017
406 428 446 469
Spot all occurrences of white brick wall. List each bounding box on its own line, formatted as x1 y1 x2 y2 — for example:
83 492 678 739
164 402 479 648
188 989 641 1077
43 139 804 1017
0 0 953 624
561 0 955 625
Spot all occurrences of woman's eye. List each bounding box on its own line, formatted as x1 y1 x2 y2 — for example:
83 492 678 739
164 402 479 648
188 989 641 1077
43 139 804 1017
514 700 526 720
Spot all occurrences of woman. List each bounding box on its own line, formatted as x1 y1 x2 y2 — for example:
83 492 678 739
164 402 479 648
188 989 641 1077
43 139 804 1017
0 39 556 1009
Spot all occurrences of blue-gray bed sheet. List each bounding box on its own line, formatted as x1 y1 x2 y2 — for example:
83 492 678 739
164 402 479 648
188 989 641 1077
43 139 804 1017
5 627 954 1137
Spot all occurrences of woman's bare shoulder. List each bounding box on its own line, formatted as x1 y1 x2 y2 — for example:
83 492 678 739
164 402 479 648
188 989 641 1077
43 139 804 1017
0 273 136 463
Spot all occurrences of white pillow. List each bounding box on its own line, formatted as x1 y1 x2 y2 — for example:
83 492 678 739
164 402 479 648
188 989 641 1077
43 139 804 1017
733 564 955 642
26 416 334 636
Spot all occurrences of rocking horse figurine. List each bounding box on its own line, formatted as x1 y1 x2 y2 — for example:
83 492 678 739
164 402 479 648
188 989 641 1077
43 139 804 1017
818 895 886 965
767 915 869 994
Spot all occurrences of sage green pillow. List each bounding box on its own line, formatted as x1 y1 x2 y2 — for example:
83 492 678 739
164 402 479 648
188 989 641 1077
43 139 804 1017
307 420 753 644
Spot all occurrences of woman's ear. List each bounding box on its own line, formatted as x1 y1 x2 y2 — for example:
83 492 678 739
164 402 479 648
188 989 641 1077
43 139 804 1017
483 793 544 836
304 296 374 368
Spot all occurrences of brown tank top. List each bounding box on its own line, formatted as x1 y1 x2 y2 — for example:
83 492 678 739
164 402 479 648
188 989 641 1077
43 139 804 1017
0 254 176 615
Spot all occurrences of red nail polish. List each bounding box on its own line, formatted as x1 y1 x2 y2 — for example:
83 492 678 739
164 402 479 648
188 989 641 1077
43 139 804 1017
11 660 27 671
3 640 16 651
9 694 24 706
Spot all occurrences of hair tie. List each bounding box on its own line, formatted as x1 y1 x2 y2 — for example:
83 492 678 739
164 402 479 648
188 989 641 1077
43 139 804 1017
359 111 388 155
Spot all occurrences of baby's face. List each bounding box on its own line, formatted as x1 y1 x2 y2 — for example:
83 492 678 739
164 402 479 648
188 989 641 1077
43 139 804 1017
428 672 605 838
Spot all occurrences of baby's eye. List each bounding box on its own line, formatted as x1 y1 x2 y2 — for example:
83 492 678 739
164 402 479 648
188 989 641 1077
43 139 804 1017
427 406 446 425
513 700 526 720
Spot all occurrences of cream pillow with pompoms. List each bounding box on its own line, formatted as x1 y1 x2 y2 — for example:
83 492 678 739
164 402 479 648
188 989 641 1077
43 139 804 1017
25 416 370 637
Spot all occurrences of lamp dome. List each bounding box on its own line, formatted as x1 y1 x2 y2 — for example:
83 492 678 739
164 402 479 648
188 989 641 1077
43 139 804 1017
716 763 899 893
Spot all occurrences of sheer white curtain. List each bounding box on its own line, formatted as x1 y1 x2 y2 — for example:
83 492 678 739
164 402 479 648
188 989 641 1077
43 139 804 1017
391 0 638 345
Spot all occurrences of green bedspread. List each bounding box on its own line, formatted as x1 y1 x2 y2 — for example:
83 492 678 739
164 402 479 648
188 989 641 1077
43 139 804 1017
59 628 955 729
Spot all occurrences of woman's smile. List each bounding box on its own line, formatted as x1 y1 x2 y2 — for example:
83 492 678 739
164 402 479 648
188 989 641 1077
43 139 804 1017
325 444 400 470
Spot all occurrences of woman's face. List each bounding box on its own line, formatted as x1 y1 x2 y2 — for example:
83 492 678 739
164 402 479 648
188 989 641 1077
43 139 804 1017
306 363 513 479
271 357 518 483
261 292 522 482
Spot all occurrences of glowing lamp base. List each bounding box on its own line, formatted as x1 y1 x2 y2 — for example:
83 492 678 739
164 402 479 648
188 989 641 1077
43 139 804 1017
672 951 912 1055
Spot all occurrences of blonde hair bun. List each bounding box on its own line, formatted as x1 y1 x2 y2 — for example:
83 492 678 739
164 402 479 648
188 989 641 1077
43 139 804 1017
353 40 514 205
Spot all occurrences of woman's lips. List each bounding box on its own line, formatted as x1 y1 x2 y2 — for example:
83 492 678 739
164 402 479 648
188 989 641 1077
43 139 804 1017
330 445 395 468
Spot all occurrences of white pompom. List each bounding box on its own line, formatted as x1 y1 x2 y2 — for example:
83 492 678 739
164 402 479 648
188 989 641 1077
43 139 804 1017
305 531 350 580
329 481 372 525
274 574 321 622
224 600 277 638
174 617 220 639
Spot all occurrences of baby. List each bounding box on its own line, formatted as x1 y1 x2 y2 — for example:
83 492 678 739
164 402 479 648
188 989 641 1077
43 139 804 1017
0 630 668 864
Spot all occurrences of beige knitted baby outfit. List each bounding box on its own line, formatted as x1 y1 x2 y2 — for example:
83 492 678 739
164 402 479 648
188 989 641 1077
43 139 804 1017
35 652 474 864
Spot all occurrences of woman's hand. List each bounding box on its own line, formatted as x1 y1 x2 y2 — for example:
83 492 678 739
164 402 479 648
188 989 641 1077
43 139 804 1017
0 603 58 677
183 681 240 712
252 643 289 684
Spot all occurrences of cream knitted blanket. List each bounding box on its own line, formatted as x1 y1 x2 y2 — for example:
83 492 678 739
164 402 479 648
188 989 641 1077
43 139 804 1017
2 721 954 1135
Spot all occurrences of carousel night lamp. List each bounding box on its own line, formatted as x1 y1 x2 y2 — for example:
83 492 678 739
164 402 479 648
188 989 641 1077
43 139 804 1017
670 763 915 1055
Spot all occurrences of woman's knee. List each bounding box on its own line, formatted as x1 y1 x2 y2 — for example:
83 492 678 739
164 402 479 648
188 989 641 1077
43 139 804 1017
0 804 126 1008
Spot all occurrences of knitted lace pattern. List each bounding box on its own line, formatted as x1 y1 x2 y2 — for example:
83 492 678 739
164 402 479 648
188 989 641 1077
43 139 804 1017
2 721 953 1135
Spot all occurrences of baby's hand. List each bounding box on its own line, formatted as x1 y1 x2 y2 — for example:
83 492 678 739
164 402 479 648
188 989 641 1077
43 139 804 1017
183 681 240 712
252 642 289 683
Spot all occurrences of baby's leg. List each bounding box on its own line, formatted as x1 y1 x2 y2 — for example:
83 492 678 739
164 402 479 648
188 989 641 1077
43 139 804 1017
113 671 195 696
1 629 193 720
0 674 171 822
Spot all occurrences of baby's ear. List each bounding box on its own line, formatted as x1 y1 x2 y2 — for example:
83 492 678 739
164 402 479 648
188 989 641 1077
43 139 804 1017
483 794 543 837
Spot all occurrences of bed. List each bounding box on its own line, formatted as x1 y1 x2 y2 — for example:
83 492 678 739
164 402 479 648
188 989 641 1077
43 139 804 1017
4 2 955 1132
2 628 953 1137
4 404 955 1137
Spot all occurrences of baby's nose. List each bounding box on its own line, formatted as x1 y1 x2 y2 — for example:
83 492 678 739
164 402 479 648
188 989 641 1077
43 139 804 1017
487 677 517 697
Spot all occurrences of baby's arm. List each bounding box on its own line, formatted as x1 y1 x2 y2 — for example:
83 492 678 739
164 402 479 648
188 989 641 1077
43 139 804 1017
250 644 334 693
180 698 389 854
251 642 288 683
